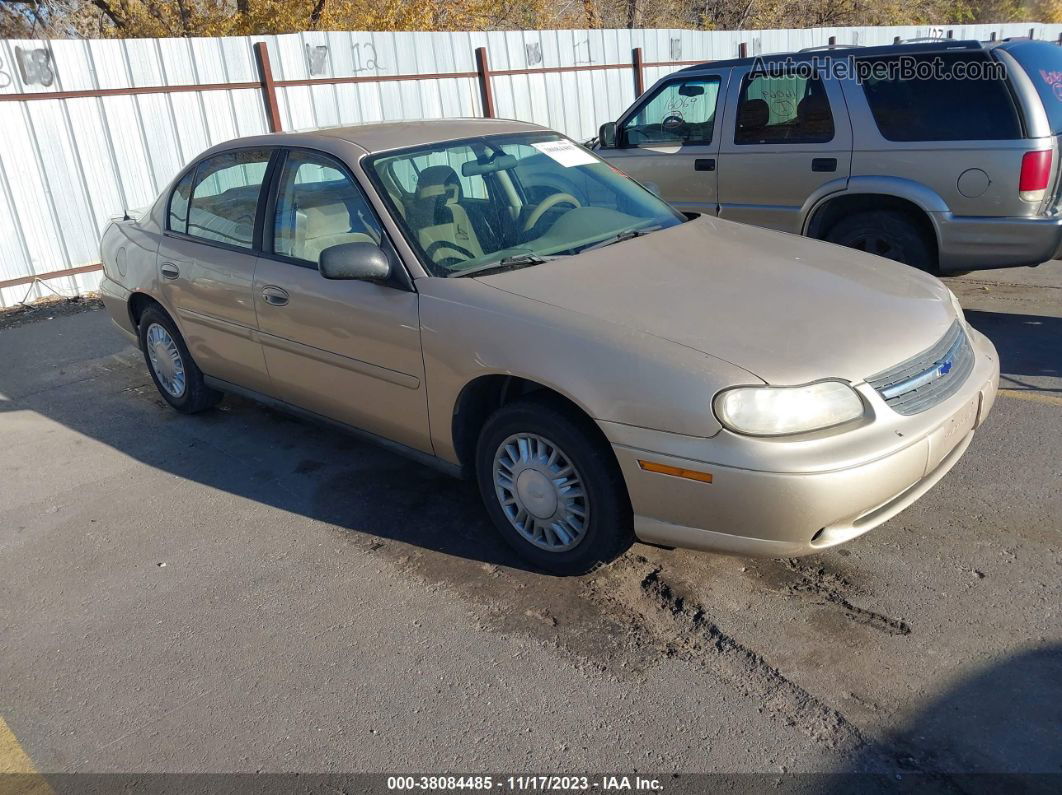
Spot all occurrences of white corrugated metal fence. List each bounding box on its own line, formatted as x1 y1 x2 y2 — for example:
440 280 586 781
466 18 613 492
0 22 1058 305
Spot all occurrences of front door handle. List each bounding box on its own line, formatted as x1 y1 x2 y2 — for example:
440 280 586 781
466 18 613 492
694 158 716 171
811 158 837 172
261 286 289 307
160 262 180 280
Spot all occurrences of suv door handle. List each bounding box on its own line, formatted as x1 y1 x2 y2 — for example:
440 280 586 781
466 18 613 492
160 262 180 280
694 158 716 171
260 285 289 306
811 158 837 172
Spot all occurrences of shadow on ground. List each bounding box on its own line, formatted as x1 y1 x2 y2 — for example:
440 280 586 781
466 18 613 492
965 310 1062 391
832 644 1062 790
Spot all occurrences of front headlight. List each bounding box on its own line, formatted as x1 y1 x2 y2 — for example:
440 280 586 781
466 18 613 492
714 381 865 437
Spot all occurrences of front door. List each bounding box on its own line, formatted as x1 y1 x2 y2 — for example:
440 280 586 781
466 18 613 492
716 65 852 233
156 148 274 393
600 69 730 215
252 149 431 454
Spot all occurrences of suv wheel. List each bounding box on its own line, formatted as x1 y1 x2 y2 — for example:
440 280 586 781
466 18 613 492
826 210 936 273
137 305 222 414
475 395 634 575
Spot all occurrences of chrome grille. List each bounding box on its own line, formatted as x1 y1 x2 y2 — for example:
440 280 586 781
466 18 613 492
867 321 974 415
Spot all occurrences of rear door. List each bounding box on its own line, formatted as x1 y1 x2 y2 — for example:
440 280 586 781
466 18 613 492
717 65 852 232
156 148 274 393
600 69 730 215
252 148 431 453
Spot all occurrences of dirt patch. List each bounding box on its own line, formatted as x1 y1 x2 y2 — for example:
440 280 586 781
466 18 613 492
0 294 103 332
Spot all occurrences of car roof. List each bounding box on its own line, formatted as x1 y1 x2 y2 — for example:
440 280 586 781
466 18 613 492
212 118 549 156
676 38 996 74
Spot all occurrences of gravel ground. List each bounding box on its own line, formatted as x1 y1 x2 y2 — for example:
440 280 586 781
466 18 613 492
1 264 1059 781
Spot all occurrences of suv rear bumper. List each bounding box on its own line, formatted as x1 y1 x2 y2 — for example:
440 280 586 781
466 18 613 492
936 213 1062 272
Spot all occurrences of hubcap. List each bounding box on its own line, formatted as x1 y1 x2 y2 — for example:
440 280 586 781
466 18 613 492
145 323 186 398
493 433 589 552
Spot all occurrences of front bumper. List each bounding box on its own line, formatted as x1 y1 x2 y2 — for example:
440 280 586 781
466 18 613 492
935 212 1062 272
603 326 1000 557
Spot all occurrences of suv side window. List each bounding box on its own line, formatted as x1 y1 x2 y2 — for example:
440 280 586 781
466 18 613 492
858 52 1021 141
620 77 722 146
186 149 272 249
735 72 834 145
272 150 384 266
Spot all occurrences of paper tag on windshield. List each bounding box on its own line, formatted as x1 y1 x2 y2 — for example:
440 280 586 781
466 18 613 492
531 140 597 167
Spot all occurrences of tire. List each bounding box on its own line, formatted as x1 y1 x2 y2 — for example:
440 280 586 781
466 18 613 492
825 210 936 273
137 304 221 414
475 394 634 575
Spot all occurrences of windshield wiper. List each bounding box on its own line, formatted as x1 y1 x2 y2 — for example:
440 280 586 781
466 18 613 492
581 224 663 253
449 253 562 278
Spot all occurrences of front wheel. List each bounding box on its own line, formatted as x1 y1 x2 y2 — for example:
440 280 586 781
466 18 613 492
825 210 936 273
475 395 633 575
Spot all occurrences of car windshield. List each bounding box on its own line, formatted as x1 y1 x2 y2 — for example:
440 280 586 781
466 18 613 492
366 132 685 276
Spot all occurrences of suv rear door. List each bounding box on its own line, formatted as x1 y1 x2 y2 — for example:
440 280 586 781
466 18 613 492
716 64 852 233
600 67 731 215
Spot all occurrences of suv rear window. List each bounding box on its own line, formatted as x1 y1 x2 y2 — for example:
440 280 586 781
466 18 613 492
1001 40 1062 134
857 52 1021 141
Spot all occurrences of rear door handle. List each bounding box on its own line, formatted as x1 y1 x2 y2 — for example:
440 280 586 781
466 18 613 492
811 158 837 172
694 158 716 171
260 285 289 307
160 262 180 280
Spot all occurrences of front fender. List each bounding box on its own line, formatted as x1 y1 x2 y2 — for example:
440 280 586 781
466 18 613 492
418 279 762 466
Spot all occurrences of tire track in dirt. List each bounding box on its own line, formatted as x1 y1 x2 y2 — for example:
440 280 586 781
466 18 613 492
780 559 912 637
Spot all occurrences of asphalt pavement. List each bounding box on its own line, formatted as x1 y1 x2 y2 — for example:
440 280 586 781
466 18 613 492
1 263 1059 781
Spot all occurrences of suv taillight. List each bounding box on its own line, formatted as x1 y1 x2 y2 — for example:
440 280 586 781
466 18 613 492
1019 150 1052 202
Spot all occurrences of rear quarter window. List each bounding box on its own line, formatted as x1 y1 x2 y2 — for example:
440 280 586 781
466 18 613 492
1001 40 1062 135
857 52 1021 141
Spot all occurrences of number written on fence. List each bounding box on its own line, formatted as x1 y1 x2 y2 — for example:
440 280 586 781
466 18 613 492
352 42 382 74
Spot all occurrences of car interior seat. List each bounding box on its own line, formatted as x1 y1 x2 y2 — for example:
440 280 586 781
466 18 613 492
407 165 484 264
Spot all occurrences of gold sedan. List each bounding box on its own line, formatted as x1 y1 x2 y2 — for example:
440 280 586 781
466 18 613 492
99 119 999 574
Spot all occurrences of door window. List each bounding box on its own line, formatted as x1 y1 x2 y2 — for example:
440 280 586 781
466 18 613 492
735 73 834 145
272 150 384 266
620 77 722 146
185 149 271 249
167 169 194 233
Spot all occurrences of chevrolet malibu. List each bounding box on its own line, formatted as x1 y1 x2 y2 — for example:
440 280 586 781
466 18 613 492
99 119 999 575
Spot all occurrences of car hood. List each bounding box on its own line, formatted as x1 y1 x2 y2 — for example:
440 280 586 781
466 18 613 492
476 216 955 385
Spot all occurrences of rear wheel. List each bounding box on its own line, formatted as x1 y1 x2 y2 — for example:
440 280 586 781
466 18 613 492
826 210 936 273
137 305 221 414
475 395 633 575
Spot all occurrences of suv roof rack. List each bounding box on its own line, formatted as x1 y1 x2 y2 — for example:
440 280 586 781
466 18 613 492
798 43 865 52
893 37 982 47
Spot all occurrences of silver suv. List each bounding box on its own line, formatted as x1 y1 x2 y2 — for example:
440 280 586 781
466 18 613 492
594 38 1062 273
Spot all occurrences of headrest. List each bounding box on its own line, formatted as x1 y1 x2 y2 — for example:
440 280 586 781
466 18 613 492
415 165 461 203
301 202 352 238
737 98 769 131
797 94 831 124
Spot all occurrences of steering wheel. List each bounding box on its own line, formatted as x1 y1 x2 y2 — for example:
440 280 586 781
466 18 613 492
661 114 688 139
424 239 477 267
521 193 582 234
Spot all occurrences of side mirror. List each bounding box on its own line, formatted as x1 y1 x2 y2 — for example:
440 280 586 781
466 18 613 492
319 242 391 282
598 121 617 149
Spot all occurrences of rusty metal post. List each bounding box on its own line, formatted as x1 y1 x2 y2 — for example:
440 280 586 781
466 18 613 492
828 36 836 46
475 47 495 119
738 41 748 59
632 47 645 98
253 41 282 133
